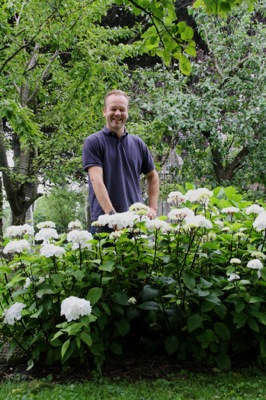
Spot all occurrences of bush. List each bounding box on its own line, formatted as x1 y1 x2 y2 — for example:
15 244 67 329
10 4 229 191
1 185 266 372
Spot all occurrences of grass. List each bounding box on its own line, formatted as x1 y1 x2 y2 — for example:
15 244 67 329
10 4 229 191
1 368 266 400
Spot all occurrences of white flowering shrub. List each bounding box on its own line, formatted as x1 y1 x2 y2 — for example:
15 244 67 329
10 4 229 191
1 187 266 372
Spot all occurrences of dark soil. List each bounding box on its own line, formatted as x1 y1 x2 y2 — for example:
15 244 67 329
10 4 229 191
0 346 261 384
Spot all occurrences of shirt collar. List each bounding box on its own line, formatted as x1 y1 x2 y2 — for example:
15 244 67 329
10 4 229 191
102 126 128 138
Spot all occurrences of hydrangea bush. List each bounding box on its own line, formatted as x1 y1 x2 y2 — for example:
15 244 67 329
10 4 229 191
1 184 266 371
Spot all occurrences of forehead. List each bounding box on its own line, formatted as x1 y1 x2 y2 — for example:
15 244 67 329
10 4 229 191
105 94 128 109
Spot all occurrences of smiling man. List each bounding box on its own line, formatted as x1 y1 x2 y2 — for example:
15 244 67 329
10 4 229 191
82 89 159 234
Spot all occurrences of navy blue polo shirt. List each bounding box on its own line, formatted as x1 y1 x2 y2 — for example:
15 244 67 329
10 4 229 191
82 127 155 221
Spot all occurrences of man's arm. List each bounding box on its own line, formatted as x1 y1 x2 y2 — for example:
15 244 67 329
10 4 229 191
145 169 159 219
88 166 115 214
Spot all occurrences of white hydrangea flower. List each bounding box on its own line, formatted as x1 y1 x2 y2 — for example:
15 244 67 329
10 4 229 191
245 204 265 215
247 259 263 270
227 273 240 282
185 188 213 205
251 251 266 260
128 297 137 305
109 231 123 240
230 258 241 264
61 296 92 322
35 228 59 243
247 259 263 278
97 211 140 230
23 277 31 289
183 215 212 230
67 230 93 249
145 219 170 231
37 221 56 229
167 191 186 205
3 239 31 254
40 244 66 258
129 202 149 216
253 213 266 232
221 207 239 214
3 302 26 325
68 220 82 230
168 208 194 221
4 224 34 238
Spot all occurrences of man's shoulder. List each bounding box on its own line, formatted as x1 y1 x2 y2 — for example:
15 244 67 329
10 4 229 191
85 130 103 140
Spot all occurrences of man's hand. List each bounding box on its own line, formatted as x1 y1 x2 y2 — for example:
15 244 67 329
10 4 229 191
148 207 157 220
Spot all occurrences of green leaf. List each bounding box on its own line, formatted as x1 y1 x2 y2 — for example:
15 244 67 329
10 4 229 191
247 317 259 333
179 54 192 76
88 287 103 306
30 306 44 319
181 26 194 41
201 300 216 313
112 291 128 305
116 319 130 337
109 341 122 355
205 293 221 306
61 339 71 360
182 270 196 290
249 296 263 303
99 260 115 272
165 335 179 355
187 314 203 333
214 322 230 341
80 332 92 347
142 284 159 300
215 352 231 370
138 301 160 311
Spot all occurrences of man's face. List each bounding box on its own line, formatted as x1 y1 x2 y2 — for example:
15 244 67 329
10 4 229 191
103 94 128 135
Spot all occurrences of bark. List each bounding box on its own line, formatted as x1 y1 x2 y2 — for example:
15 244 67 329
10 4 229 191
202 130 249 184
0 118 40 225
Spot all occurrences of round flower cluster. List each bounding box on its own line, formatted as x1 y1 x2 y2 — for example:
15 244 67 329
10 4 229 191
4 224 34 238
2 302 26 325
3 239 31 254
67 230 93 249
61 296 92 322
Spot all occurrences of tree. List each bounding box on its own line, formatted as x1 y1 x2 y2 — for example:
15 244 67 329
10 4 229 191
33 186 87 233
123 1 266 191
0 0 259 226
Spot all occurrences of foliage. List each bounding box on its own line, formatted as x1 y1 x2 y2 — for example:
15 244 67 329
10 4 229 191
0 0 261 224
33 186 87 233
126 1 266 190
1 185 266 372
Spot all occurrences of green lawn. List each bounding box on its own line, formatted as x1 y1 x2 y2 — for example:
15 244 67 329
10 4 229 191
1 369 266 400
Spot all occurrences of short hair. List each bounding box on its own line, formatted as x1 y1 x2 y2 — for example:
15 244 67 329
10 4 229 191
104 90 129 106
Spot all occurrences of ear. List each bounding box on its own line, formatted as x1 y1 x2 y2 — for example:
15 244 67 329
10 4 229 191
103 107 106 117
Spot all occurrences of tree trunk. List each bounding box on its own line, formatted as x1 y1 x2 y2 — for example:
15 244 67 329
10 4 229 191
0 118 40 226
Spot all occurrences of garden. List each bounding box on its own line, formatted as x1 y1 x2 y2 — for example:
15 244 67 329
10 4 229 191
1 185 266 379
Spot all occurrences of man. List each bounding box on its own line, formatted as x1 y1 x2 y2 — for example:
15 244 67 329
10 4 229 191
82 90 159 234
